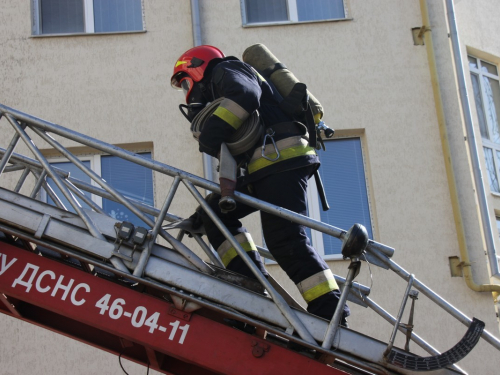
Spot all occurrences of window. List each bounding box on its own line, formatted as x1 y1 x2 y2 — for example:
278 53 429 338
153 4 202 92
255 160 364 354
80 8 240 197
44 152 154 228
241 0 346 26
469 56 500 194
32 0 144 35
306 137 373 259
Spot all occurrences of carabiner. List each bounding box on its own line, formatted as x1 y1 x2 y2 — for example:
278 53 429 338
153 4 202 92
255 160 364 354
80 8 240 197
261 129 280 162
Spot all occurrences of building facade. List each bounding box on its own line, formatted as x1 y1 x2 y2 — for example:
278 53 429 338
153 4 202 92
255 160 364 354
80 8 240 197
0 0 499 373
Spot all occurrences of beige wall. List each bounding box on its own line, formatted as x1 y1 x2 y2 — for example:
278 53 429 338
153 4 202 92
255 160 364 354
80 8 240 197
1 0 499 374
0 1 198 374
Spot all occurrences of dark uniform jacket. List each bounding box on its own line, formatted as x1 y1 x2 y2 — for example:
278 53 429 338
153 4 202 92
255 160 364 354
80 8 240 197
198 58 319 184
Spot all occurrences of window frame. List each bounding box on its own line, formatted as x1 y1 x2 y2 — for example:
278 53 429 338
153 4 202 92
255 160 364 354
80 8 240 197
306 135 374 261
40 154 102 207
240 0 349 27
31 0 146 37
41 151 155 223
469 55 500 196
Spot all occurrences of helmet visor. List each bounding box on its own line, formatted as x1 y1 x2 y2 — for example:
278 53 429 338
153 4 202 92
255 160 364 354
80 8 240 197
181 79 191 97
180 77 194 102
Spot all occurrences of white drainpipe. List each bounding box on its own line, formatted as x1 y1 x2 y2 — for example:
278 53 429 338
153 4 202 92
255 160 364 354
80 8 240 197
190 0 214 192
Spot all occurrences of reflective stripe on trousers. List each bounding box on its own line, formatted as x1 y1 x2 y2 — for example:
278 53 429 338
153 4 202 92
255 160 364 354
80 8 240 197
217 232 258 267
296 269 339 303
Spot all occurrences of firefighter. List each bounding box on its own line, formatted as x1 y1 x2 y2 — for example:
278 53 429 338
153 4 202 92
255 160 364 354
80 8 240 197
171 45 349 324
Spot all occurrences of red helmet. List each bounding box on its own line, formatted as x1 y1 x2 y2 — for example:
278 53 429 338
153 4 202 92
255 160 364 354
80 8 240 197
171 45 225 101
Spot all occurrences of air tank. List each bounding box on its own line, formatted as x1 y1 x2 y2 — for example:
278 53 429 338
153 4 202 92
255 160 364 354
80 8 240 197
242 43 324 122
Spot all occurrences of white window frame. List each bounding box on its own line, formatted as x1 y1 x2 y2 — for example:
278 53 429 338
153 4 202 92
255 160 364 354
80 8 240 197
41 150 155 211
31 0 146 36
306 136 374 261
240 0 349 27
469 55 500 195
40 154 103 207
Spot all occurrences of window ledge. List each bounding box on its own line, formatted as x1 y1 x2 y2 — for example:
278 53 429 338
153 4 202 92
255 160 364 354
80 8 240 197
491 192 500 198
30 30 146 38
242 17 352 28
323 254 345 261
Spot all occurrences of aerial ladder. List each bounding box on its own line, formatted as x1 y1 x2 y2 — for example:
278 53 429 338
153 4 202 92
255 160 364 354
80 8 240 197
0 103 498 375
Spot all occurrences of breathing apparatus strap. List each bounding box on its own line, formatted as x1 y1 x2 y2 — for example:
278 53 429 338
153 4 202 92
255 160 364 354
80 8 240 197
303 105 318 149
278 82 308 116
261 62 287 78
277 82 317 149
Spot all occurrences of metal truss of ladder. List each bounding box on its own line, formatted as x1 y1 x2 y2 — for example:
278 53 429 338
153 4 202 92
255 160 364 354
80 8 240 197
0 103 498 374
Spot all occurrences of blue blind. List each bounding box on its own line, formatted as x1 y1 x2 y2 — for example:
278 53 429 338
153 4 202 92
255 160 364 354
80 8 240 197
93 0 143 33
47 161 92 212
296 0 345 21
317 138 372 255
101 153 154 227
41 0 85 34
245 0 288 23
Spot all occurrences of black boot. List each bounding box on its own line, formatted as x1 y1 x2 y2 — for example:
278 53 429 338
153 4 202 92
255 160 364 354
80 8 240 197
307 290 350 327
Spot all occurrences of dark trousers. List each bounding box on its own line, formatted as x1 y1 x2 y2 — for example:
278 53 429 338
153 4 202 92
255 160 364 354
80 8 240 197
199 165 349 320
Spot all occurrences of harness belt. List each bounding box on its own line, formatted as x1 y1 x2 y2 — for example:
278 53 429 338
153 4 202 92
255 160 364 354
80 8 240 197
266 121 308 138
248 135 316 174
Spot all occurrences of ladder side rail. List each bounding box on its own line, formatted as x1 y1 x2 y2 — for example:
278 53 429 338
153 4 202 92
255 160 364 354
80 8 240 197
370 248 500 352
14 167 30 193
257 245 373 304
133 176 181 277
169 226 224 268
30 127 212 274
1 104 397 261
0 106 397 346
0 223 463 375
184 179 317 345
0 133 213 273
322 260 361 349
0 132 21 176
32 169 67 210
3 165 26 173
68 173 180 220
5 114 106 242
384 274 415 356
65 178 107 215
31 126 166 227
0 237 388 375
140 250 464 374
191 231 225 268
0 148 184 223
236 187 394 260
3 104 495 358
29 169 48 199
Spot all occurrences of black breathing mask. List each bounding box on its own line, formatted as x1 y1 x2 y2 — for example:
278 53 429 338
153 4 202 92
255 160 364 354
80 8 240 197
178 83 208 123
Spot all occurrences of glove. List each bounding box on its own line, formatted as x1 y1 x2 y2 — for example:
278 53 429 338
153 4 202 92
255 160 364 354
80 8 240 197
174 210 205 237
188 210 204 232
